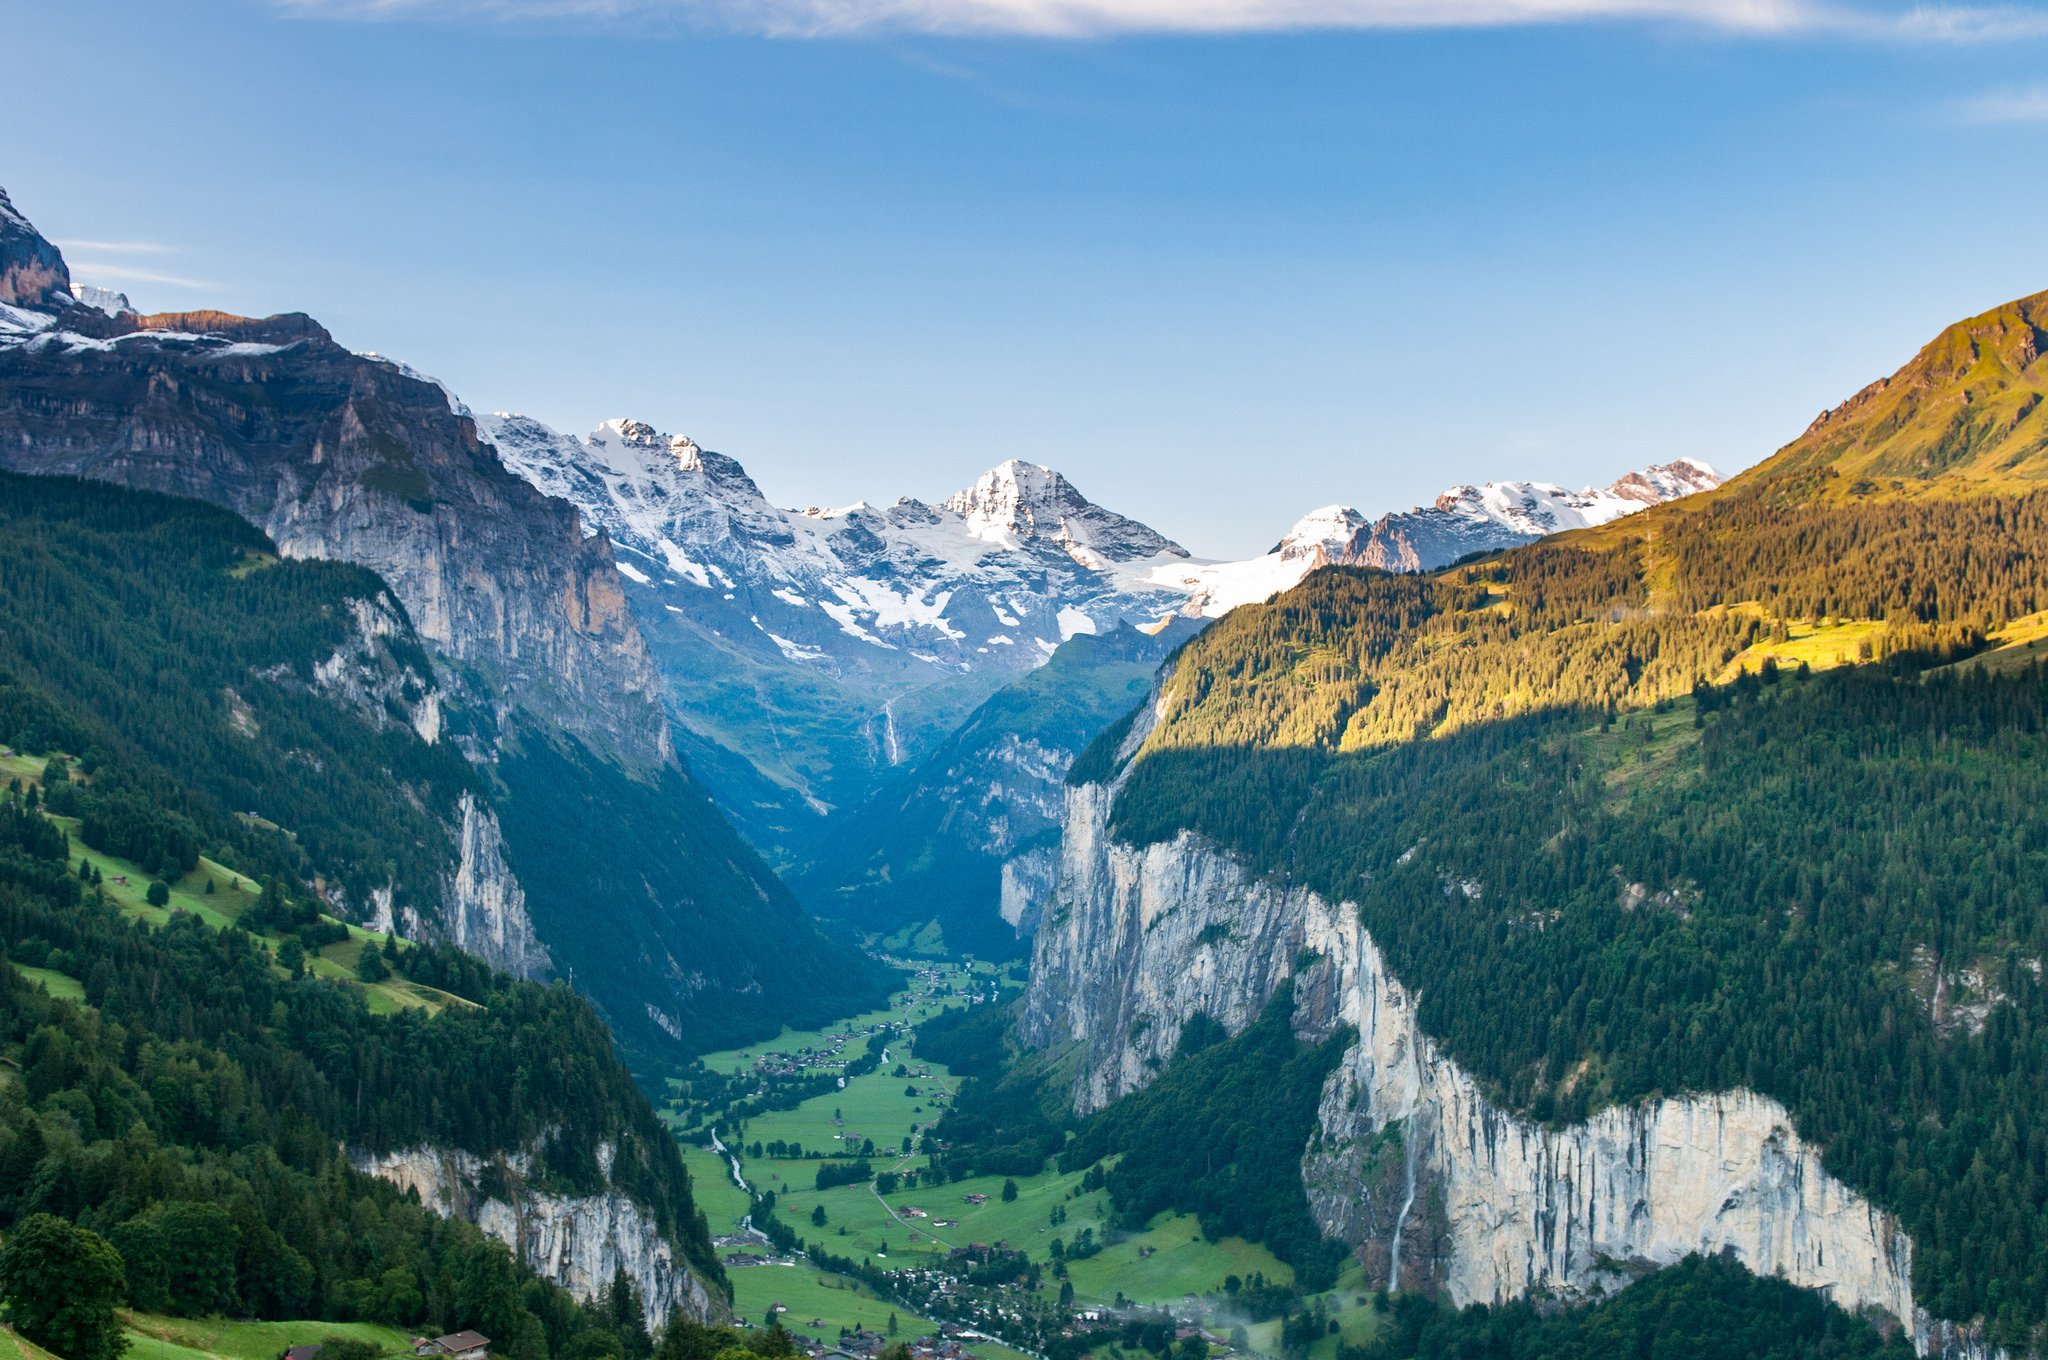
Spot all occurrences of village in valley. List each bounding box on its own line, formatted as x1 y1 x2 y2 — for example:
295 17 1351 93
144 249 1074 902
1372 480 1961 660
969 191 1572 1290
660 962 1377 1360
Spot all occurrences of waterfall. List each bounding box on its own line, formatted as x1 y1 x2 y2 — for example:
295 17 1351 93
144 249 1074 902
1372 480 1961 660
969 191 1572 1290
882 699 903 765
1387 1015 1425 1292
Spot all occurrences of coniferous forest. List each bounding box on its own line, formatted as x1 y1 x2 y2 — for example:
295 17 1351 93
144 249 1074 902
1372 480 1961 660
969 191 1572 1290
1090 465 2048 1348
0 785 724 1355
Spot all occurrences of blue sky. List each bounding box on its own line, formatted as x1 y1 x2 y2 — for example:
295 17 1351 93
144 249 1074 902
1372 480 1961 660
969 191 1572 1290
6 1 2048 555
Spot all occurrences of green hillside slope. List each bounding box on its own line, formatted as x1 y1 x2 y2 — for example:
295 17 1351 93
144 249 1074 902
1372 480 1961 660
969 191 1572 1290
1757 287 2048 498
0 781 724 1354
1077 290 2048 1349
0 470 476 928
0 469 892 1069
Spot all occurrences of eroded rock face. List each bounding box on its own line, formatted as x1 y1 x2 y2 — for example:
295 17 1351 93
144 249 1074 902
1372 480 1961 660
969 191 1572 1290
1022 764 1993 1357
240 533 552 976
351 1144 721 1326
0 187 71 310
436 792 551 979
0 323 668 771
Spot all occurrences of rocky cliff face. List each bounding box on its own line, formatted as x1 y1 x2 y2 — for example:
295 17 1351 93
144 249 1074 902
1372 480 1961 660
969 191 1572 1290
0 187 71 310
0 315 668 770
351 1144 721 1325
1022 717 1990 1357
430 792 551 978
293 590 551 972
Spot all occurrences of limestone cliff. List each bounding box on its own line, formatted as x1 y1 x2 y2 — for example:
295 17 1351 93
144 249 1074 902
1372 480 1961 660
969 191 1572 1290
0 320 668 770
1022 706 1993 1357
264 554 553 977
351 1144 722 1326
433 792 552 978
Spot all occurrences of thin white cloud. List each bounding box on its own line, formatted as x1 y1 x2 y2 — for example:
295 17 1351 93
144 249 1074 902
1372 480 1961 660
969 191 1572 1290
67 262 215 290
1876 4 2048 40
52 239 177 255
272 0 2048 38
1950 85 2048 123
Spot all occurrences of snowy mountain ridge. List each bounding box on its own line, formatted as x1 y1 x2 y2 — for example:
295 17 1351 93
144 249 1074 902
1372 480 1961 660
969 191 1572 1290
478 412 1719 833
1151 457 1722 616
480 414 1197 685
486 412 1719 679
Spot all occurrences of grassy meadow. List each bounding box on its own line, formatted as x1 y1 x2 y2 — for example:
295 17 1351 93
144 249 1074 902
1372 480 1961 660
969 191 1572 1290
673 962 1371 1359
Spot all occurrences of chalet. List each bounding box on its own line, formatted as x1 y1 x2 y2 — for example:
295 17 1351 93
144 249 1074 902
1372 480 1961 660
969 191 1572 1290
414 1334 490 1360
282 1346 323 1360
963 1193 988 1205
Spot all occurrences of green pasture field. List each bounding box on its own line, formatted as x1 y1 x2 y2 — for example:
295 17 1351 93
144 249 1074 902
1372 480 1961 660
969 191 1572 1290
120 1315 411 1360
677 962 1366 1358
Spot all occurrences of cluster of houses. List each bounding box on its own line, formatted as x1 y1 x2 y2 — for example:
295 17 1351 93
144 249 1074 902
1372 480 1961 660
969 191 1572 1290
748 1030 867 1080
279 1333 491 1360
807 1323 992 1360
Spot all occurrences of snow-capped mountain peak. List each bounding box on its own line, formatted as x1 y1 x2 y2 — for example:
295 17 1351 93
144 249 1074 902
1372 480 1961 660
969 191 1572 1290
942 459 1188 565
1273 504 1371 561
70 284 134 316
479 414 1194 698
1431 459 1721 538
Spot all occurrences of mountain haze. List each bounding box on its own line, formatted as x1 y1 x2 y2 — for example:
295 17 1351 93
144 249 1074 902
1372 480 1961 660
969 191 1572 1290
483 411 1718 892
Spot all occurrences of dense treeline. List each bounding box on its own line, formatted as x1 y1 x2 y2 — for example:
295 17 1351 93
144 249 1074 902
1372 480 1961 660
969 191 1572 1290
0 470 476 920
1093 488 2048 782
912 998 1013 1080
0 789 725 1348
1058 985 1353 1291
1359 1252 1913 1360
916 1000 1071 1181
1115 662 2048 1348
1663 487 2048 624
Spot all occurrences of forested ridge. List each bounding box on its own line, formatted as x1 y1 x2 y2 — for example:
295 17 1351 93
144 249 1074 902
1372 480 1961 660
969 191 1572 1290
1108 485 2048 777
0 470 477 921
0 781 725 1354
1061 308 2048 1347
918 299 2048 1348
0 470 758 1356
0 469 895 1072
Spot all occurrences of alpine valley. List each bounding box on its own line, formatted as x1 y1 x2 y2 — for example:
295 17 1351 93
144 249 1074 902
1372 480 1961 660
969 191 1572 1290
2 165 2046 1360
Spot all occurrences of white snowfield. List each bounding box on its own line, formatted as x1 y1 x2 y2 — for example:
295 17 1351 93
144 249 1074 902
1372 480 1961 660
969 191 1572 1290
480 410 1722 686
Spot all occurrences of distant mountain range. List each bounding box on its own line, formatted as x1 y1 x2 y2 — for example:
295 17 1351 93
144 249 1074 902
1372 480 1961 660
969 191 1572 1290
482 409 1719 875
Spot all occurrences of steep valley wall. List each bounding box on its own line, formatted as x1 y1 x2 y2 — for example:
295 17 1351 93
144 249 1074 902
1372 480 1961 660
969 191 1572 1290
352 1144 720 1326
1021 776 1993 1358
